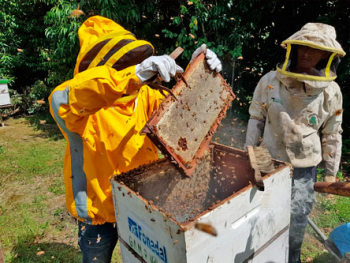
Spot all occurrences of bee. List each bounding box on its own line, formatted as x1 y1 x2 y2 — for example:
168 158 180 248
34 99 45 105
189 33 195 39
68 5 84 19
335 109 343 116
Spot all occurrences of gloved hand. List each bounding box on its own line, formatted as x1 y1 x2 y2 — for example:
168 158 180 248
191 44 222 72
324 174 336 182
135 55 184 83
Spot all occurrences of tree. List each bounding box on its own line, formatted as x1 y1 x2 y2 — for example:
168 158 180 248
0 0 349 138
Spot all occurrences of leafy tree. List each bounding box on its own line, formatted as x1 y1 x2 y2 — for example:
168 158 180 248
0 0 53 91
1 0 349 140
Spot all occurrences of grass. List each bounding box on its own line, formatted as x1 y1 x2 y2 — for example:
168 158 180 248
1 116 349 263
0 117 122 262
302 193 350 262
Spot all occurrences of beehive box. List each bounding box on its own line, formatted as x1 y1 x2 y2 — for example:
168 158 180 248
111 143 291 263
0 79 11 106
142 53 234 177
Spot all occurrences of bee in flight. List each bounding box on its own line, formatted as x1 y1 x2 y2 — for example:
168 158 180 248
68 5 84 19
195 222 217 237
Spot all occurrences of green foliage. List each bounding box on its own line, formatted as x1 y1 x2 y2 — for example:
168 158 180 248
44 1 83 85
0 0 20 81
9 89 23 108
341 139 350 175
0 0 53 91
27 81 51 114
0 0 349 141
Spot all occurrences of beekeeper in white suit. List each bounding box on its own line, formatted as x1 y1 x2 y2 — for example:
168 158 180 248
245 23 345 263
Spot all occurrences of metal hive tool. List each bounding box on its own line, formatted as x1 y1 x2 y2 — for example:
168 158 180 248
141 52 235 177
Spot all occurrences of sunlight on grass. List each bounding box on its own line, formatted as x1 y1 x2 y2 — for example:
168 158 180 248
0 118 123 262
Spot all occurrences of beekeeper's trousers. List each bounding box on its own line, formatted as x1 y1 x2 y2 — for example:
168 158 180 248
78 221 119 263
288 166 317 263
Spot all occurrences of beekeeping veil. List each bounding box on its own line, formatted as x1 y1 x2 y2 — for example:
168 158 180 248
277 23 345 81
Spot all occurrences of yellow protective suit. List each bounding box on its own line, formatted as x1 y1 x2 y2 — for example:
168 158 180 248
49 16 164 225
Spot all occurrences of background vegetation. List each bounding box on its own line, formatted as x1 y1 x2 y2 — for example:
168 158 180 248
1 0 349 142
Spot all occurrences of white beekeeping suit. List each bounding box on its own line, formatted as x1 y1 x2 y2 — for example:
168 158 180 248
246 22 345 182
245 23 345 263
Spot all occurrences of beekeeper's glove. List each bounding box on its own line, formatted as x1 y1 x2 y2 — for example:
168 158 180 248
135 55 184 83
191 44 222 72
324 174 336 182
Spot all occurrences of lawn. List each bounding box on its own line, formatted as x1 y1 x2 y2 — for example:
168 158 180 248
0 117 121 262
0 117 349 262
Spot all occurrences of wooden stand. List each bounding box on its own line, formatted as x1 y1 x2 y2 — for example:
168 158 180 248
0 104 13 127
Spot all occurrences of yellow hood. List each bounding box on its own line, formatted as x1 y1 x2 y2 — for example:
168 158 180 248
74 16 154 76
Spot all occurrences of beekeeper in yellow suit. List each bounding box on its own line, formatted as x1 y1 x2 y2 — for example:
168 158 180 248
49 15 221 262
245 23 345 263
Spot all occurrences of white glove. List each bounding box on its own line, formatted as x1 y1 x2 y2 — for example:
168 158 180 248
191 43 222 72
135 55 184 83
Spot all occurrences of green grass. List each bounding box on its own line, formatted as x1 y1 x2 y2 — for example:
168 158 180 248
0 118 122 262
301 193 350 262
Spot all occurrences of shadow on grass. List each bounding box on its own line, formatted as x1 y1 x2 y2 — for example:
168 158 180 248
10 235 81 263
25 114 64 140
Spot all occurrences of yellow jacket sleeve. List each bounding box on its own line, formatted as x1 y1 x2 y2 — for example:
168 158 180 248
49 65 141 133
